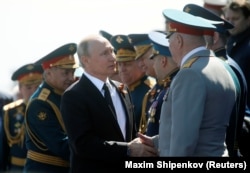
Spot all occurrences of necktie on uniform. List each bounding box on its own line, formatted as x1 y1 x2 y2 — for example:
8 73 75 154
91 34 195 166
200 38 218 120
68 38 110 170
103 83 117 118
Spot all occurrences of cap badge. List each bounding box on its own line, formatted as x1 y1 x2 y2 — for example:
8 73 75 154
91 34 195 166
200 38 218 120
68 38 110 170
116 36 124 44
69 45 75 52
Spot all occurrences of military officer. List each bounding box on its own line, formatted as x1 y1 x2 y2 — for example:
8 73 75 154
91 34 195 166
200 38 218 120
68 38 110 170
2 63 43 172
128 33 160 134
140 9 236 156
24 43 78 173
110 34 155 130
183 3 247 157
145 31 179 136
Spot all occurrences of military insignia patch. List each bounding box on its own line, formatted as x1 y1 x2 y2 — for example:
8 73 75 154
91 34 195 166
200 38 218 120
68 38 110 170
17 106 24 114
37 112 47 120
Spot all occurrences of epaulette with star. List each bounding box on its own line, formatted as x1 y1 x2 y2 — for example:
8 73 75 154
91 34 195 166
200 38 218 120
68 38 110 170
144 76 156 88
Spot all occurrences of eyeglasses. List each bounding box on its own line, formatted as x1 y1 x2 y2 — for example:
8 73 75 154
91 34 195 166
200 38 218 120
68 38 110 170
166 32 175 38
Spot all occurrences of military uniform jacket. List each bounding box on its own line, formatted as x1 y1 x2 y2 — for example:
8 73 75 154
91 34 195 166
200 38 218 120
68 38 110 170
215 48 247 157
227 29 250 109
146 69 179 137
0 93 13 171
60 74 136 172
129 75 155 130
155 49 237 156
139 82 164 134
24 81 69 173
2 99 27 170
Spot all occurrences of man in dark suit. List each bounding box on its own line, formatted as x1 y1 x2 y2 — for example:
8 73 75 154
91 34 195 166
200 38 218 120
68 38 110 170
60 34 157 172
24 43 78 173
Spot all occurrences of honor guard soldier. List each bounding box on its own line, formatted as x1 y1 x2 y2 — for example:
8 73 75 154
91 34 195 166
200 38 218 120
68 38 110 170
110 35 155 130
144 31 179 136
24 43 78 173
184 3 247 157
128 33 159 134
2 63 43 172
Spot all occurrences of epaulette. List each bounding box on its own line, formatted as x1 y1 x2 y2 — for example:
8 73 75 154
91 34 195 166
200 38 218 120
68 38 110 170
181 57 198 69
3 99 24 111
38 88 51 101
144 76 156 89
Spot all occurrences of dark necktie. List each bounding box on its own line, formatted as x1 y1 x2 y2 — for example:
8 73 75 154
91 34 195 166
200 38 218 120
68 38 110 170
103 83 117 118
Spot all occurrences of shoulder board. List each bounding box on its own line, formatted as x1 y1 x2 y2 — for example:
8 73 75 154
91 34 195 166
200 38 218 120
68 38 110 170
181 57 198 69
144 77 156 88
3 99 24 111
38 88 51 101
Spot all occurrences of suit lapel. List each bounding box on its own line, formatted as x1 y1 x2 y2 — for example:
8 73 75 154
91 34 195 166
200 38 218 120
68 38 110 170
80 75 124 139
110 80 134 141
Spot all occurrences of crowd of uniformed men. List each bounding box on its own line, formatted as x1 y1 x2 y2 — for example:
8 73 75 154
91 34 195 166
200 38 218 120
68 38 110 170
0 0 250 172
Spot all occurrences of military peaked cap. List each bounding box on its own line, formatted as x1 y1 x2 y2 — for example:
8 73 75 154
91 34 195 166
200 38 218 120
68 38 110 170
11 63 43 85
99 30 113 41
110 35 136 62
128 34 153 60
183 4 234 34
148 31 171 58
163 8 216 38
35 43 78 70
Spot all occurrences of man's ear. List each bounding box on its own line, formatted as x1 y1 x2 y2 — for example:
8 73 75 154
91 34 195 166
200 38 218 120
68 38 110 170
161 56 168 67
213 32 220 44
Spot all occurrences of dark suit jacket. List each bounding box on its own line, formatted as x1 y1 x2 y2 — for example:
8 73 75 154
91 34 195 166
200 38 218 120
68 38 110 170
60 74 136 172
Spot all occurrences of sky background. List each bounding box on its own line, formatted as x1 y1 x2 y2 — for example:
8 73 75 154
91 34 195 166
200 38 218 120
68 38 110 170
0 0 203 95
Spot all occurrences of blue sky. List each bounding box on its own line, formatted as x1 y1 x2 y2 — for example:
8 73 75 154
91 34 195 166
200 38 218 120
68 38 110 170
0 0 202 95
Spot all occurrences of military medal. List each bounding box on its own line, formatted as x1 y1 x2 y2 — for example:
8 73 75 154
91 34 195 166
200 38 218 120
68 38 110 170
148 101 158 123
163 88 170 101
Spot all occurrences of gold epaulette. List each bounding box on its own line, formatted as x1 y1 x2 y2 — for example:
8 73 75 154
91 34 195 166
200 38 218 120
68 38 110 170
38 88 51 101
144 76 156 89
3 99 24 111
181 57 198 69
